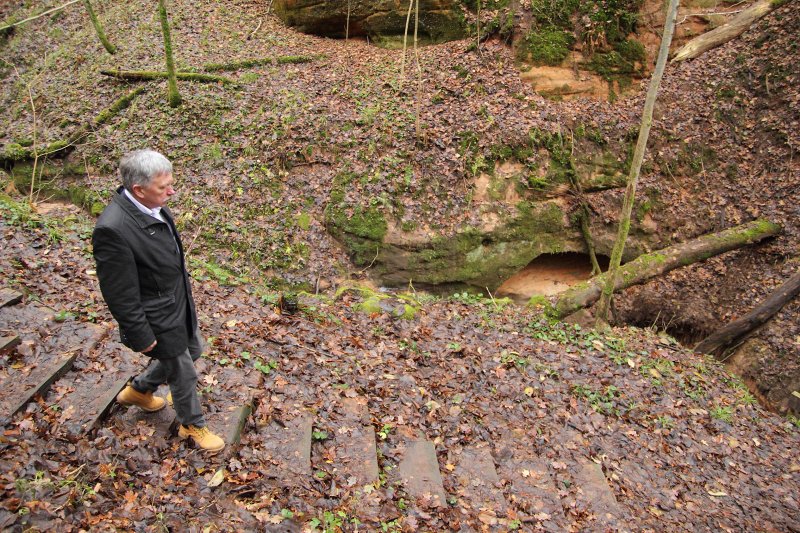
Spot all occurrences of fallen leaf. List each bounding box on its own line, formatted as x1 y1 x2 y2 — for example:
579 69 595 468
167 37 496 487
208 468 225 488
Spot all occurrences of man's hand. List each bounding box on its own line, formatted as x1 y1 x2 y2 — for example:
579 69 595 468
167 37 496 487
142 340 157 353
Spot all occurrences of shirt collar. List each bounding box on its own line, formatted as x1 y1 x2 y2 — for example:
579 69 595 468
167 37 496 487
123 188 163 220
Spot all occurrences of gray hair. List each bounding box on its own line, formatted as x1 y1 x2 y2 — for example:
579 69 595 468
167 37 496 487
119 149 173 191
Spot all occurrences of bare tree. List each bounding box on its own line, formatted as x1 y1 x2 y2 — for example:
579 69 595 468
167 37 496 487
83 0 116 55
157 0 181 107
595 0 680 325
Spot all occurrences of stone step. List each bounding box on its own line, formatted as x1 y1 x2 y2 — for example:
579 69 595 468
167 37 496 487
395 439 448 508
0 288 23 308
450 443 508 529
496 433 567 531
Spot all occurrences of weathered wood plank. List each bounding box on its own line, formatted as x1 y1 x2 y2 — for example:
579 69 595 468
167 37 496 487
573 459 626 529
396 440 447 507
0 335 21 353
0 288 23 308
259 414 314 486
496 433 566 531
0 352 78 423
451 444 507 528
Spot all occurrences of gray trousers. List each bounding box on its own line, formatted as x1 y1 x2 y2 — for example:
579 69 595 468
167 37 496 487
132 330 206 428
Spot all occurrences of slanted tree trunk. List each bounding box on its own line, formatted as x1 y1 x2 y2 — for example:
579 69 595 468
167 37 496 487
595 0 680 325
0 87 144 165
671 0 777 63
83 0 116 55
555 219 782 319
157 0 181 107
694 267 800 355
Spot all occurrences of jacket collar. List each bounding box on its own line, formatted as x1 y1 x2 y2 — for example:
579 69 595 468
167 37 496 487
113 186 167 229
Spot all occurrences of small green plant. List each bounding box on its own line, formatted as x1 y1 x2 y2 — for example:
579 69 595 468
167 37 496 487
254 358 278 375
572 384 620 416
312 430 329 441
377 423 393 440
53 310 75 322
656 415 675 429
710 405 734 423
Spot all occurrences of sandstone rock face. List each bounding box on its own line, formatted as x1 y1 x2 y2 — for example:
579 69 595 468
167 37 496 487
273 0 467 43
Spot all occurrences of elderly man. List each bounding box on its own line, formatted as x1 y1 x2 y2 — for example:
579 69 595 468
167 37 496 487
93 149 224 453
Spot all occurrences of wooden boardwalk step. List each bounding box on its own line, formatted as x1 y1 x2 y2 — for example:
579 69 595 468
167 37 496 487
0 335 20 353
334 396 379 487
0 352 78 424
496 433 567 531
202 365 261 448
395 439 447 508
258 413 313 486
451 443 508 528
0 288 23 308
573 459 626 529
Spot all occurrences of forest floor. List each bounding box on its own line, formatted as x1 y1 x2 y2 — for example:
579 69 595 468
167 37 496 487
0 0 799 530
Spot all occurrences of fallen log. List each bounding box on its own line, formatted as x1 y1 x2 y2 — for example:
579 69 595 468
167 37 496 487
100 69 236 85
553 219 782 318
694 267 800 355
202 55 317 72
671 0 778 63
0 86 145 165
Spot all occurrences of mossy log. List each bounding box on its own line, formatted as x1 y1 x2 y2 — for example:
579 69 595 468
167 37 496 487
554 219 782 318
671 0 776 62
694 267 800 355
202 55 317 72
0 87 144 165
100 69 236 85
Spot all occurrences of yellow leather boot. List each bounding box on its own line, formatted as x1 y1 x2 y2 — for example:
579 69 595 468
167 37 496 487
116 385 166 412
178 425 225 453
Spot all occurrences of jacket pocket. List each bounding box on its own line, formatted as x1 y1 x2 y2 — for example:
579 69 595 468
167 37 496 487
142 293 177 332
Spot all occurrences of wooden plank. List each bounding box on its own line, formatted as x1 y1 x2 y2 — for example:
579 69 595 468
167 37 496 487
64 375 131 435
211 402 253 447
0 288 23 308
396 440 447 507
452 444 507 519
337 425 379 487
496 431 566 531
0 335 21 353
259 414 313 486
573 459 626 529
0 352 77 423
333 396 379 487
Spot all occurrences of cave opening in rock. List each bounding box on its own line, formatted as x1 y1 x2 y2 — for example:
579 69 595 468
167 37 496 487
495 252 610 304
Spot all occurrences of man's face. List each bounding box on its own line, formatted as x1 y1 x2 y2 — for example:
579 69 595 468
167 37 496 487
132 172 175 209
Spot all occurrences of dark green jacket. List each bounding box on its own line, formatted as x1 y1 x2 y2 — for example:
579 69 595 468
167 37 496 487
92 187 197 358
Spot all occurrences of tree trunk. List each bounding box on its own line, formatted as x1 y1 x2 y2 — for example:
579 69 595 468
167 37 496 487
694 267 800 355
157 0 181 107
0 87 144 165
100 69 235 84
671 0 776 63
83 0 116 55
595 0 680 325
555 219 782 319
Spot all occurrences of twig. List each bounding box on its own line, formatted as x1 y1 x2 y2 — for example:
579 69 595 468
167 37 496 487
678 8 746 25
248 18 262 40
485 286 499 310
357 245 380 274
0 0 81 32
266 0 274 15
